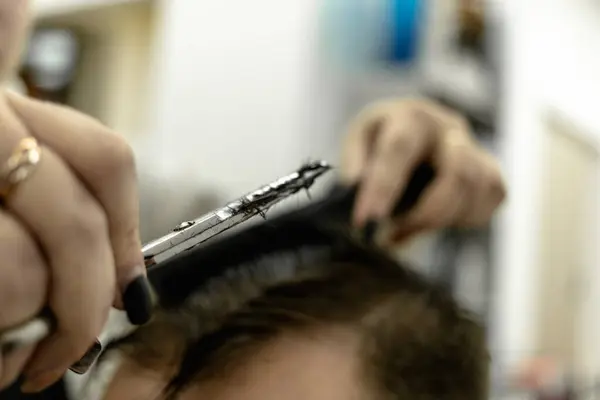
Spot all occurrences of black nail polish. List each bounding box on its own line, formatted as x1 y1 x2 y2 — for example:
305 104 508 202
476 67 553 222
123 276 154 325
362 219 379 243
69 340 102 375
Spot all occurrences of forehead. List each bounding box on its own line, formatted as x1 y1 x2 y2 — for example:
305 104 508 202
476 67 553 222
103 323 366 400
181 329 365 400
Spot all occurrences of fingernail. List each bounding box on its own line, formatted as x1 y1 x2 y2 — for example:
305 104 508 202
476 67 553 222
21 369 62 393
69 340 103 374
123 274 154 325
362 219 379 243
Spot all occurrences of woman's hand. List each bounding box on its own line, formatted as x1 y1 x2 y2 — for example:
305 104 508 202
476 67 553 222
0 0 150 392
0 91 152 392
340 98 506 243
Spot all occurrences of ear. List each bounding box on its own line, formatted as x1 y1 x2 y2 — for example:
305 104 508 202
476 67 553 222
0 0 30 82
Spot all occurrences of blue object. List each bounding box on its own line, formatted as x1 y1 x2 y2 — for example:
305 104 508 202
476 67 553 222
320 0 388 71
319 0 423 70
388 0 422 64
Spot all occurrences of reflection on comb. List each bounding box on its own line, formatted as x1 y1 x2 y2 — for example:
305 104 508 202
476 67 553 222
142 161 332 268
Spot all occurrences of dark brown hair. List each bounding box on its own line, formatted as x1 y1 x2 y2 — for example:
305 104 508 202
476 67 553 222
105 233 489 400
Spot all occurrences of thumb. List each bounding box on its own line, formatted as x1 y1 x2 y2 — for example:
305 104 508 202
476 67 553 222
0 0 31 82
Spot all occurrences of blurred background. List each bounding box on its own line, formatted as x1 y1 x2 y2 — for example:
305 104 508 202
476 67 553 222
8 0 600 397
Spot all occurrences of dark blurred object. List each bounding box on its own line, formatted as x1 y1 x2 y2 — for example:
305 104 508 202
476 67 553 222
457 0 485 57
19 28 82 104
0 375 69 400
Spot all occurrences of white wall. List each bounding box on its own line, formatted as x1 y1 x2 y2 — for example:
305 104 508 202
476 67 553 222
494 0 600 376
538 0 600 138
492 0 544 375
539 1 600 381
146 0 330 201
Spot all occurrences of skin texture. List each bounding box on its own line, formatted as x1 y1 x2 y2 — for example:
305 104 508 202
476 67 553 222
104 329 364 400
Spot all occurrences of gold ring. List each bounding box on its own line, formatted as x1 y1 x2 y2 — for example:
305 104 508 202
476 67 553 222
0 137 42 203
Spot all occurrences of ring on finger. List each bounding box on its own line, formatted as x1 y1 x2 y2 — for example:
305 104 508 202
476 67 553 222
0 137 42 204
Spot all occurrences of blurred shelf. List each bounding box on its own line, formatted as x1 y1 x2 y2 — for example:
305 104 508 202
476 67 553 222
33 0 150 19
27 0 159 139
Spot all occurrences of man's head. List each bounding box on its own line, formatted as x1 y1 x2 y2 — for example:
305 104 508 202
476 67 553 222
99 235 489 400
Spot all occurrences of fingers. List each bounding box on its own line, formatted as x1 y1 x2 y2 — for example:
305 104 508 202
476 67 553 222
0 0 30 80
350 103 438 226
339 107 384 184
458 150 506 226
389 142 505 243
342 98 506 241
0 210 47 390
0 124 115 391
5 92 151 324
389 140 478 240
0 346 35 391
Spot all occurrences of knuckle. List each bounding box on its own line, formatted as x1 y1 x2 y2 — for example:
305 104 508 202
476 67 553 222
90 132 136 180
394 100 436 124
371 178 397 201
445 135 476 157
456 164 479 189
388 131 417 156
475 153 507 205
444 109 470 131
108 135 136 170
444 145 480 186
487 171 507 203
365 97 473 135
